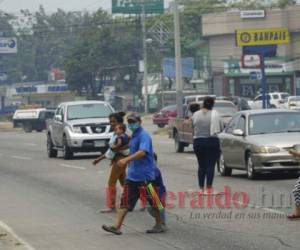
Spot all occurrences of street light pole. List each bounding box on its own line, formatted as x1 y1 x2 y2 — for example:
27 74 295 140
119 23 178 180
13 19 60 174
141 2 149 113
173 0 183 118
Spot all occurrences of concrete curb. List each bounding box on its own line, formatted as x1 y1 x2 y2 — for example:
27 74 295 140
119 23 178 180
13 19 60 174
0 122 22 133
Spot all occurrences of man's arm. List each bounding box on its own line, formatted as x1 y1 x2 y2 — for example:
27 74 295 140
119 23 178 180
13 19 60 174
117 150 146 168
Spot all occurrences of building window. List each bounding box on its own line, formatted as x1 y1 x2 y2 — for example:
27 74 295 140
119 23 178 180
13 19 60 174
229 79 235 96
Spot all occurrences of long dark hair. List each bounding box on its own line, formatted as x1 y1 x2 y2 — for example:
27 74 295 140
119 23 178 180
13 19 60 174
203 97 215 110
109 112 126 124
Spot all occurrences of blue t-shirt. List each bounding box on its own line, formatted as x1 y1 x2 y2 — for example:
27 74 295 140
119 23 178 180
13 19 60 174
126 127 155 182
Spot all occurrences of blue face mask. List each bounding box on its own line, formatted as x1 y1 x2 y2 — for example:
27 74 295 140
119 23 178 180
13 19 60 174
128 123 140 132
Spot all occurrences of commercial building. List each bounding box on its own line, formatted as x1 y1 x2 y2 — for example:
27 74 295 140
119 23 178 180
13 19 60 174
202 6 300 98
4 82 74 109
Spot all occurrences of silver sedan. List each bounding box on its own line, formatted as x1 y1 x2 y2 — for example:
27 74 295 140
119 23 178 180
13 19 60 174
218 110 300 179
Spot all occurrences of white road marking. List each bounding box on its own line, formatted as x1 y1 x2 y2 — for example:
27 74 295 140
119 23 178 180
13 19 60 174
23 143 37 147
11 156 32 161
185 156 196 160
235 200 286 215
0 220 36 250
60 164 86 170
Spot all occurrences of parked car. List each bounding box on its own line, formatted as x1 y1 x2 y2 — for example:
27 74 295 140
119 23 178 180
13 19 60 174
248 92 289 109
47 101 114 160
217 96 251 111
218 109 300 179
282 96 300 110
153 105 177 128
183 95 216 105
13 108 55 133
169 100 237 153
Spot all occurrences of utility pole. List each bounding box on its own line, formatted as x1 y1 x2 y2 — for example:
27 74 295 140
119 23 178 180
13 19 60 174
173 0 183 118
141 1 149 113
260 55 267 109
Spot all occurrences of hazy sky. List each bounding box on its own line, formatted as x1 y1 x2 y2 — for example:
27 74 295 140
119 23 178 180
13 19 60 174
0 0 171 14
0 0 110 13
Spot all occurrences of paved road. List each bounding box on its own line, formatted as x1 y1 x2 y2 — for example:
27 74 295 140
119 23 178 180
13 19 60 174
0 120 299 250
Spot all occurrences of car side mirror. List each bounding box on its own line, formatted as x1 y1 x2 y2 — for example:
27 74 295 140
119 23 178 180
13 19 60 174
233 129 244 136
55 115 63 122
279 100 284 104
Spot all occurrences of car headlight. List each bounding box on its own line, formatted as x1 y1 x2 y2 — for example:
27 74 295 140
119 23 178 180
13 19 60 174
72 126 82 134
253 146 280 154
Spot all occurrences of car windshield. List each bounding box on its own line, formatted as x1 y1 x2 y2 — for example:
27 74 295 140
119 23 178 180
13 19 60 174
214 103 237 116
249 112 300 135
67 104 112 120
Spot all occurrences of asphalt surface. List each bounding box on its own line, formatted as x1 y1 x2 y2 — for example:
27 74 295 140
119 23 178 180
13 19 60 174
0 119 299 250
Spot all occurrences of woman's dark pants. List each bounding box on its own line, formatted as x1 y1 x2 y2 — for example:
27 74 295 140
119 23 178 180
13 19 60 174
193 137 220 188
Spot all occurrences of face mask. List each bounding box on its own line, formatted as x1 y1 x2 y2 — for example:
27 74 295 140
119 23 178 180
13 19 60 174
128 123 140 132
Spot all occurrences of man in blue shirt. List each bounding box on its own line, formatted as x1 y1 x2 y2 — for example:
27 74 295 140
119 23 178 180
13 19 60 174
102 114 166 235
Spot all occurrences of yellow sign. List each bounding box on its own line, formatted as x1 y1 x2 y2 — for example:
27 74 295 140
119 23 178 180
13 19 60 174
236 28 290 46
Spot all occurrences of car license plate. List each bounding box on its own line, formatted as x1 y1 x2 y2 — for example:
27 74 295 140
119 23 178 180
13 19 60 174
94 140 105 147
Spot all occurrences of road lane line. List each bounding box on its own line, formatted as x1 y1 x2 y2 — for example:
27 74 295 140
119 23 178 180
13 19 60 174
60 164 86 170
11 156 32 161
23 143 37 147
235 200 286 215
185 156 196 160
0 220 36 250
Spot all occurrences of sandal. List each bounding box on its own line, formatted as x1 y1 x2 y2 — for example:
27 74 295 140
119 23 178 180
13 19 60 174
287 214 300 220
102 225 122 235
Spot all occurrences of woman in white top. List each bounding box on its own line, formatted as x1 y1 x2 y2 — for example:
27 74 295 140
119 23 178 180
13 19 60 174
192 97 223 194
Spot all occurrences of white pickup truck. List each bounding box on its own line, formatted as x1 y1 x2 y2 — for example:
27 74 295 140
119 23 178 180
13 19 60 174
47 101 114 160
248 92 289 109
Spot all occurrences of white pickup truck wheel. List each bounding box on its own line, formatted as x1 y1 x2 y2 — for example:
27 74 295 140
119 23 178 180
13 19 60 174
47 134 57 158
63 136 73 160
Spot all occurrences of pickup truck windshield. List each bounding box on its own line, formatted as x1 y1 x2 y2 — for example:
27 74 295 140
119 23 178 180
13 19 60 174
214 103 237 116
67 104 112 120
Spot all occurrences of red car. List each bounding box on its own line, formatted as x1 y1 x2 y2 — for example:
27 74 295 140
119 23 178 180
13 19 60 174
153 105 177 128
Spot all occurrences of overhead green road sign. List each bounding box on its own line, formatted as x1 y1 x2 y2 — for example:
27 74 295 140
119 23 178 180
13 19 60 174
112 0 164 14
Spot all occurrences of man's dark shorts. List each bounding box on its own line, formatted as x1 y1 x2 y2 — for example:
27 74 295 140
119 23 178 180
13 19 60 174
120 180 157 211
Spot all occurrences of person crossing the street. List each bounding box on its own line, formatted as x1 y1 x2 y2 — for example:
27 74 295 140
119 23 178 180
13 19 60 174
93 112 129 213
102 114 166 235
192 97 223 195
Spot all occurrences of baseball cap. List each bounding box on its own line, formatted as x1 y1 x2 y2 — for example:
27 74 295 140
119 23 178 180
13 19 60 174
127 113 141 123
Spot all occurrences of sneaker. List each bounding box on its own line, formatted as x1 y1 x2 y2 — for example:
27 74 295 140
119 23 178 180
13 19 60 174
161 223 169 232
102 225 122 235
98 208 116 214
146 224 166 234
